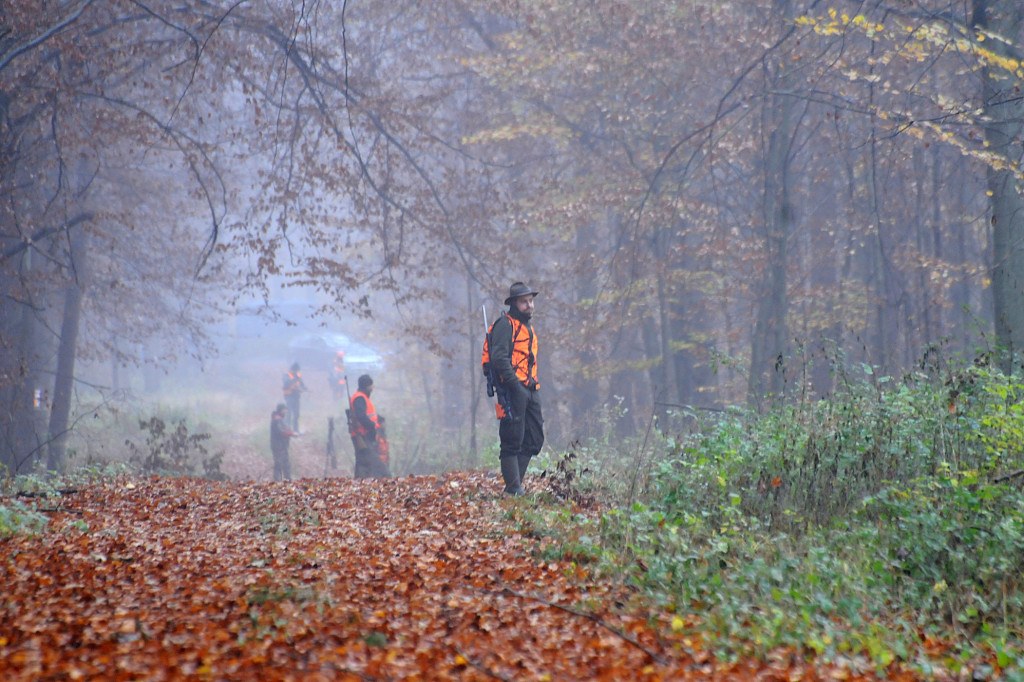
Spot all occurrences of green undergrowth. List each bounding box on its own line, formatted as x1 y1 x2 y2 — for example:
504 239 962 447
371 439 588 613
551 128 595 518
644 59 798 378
0 464 133 538
0 423 225 540
54 386 239 478
0 498 50 538
520 349 1024 679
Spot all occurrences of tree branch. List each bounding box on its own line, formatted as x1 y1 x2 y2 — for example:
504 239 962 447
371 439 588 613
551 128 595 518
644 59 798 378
1 213 93 262
994 469 1024 484
495 586 666 665
0 0 96 72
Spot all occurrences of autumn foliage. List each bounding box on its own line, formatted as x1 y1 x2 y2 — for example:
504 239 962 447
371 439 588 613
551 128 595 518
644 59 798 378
0 472 920 681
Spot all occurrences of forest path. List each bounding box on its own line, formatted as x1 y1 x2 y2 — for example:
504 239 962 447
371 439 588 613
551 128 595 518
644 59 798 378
1 472 906 680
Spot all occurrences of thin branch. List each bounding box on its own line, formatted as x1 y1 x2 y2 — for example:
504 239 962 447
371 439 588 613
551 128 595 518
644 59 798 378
994 469 1024 484
74 90 227 274
0 0 95 72
1 213 93 262
230 14 491 294
452 646 512 681
15 489 80 498
36 507 85 514
495 586 666 665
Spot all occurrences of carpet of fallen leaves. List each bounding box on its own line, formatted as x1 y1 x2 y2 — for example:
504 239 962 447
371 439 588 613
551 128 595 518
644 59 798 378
2 472 928 681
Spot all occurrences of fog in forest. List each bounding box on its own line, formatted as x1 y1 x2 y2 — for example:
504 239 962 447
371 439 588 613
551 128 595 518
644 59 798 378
2 1 1023 481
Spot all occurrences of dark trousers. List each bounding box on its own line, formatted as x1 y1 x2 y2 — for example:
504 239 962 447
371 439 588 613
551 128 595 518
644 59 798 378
353 441 391 479
284 393 300 431
272 447 290 481
499 387 543 461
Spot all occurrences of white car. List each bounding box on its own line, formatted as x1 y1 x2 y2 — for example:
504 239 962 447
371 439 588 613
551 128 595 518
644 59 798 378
287 332 385 375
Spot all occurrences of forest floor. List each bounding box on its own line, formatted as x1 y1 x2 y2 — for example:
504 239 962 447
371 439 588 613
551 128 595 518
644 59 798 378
0 469 932 681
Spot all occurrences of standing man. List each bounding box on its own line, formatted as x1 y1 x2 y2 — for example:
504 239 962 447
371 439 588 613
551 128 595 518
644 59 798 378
484 281 544 495
270 403 297 481
282 362 307 432
349 374 391 479
330 350 347 400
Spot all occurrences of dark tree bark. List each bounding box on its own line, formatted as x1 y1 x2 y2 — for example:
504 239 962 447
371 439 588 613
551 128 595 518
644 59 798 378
570 221 602 442
46 230 87 472
974 0 1024 372
748 0 797 408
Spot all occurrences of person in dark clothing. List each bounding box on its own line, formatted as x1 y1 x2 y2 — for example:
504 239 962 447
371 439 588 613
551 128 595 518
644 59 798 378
282 362 307 432
270 402 297 481
485 281 544 495
349 374 391 479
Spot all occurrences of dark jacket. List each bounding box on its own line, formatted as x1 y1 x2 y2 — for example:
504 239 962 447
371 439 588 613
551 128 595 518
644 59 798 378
489 307 539 391
270 411 295 453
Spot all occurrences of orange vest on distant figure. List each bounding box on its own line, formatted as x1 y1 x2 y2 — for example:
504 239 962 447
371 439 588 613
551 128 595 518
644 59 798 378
283 371 303 395
349 390 379 438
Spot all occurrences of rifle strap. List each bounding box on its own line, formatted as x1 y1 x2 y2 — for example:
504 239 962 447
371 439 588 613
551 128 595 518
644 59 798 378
495 313 516 363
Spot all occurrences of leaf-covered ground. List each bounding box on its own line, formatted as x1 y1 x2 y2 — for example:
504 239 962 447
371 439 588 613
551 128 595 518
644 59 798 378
1 472 920 680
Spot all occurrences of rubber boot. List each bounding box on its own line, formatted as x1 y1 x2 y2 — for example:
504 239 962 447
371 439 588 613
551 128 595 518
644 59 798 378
517 455 531 491
500 457 524 495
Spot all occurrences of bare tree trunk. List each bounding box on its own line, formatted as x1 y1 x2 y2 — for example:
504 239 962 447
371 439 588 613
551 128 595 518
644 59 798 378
672 268 711 408
951 158 976 352
1 247 51 474
748 79 795 406
468 277 481 464
570 221 602 442
865 114 892 371
46 230 88 472
914 148 934 354
975 0 1024 373
654 225 678 426
747 0 807 408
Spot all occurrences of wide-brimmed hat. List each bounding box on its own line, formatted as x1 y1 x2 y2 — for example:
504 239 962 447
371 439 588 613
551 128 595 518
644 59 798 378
504 281 540 305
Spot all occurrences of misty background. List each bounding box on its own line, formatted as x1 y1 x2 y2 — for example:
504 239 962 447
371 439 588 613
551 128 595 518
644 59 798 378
2 1 1023 480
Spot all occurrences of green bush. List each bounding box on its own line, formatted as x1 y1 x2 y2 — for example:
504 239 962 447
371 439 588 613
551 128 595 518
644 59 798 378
126 416 227 480
533 348 1024 675
0 499 49 538
861 477 1024 633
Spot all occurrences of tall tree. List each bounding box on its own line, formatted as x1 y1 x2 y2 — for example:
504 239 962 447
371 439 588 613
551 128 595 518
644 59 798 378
747 0 803 407
1 2 231 472
973 0 1024 372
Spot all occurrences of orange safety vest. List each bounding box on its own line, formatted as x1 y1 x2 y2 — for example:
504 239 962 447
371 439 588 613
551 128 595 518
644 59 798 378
283 371 303 395
482 313 539 390
349 390 379 438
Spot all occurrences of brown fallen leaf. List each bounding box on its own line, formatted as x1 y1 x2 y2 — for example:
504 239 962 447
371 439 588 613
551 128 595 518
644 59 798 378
0 472 925 681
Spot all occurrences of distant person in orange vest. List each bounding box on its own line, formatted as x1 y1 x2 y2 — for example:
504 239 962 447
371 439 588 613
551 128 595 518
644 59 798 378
282 362 307 432
330 350 347 400
484 281 544 495
270 403 298 481
348 374 391 479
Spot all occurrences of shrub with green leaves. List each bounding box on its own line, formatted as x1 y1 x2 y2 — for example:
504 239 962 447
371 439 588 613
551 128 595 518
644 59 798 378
861 477 1024 633
535 347 1024 674
126 416 227 480
959 364 1024 471
0 499 49 538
